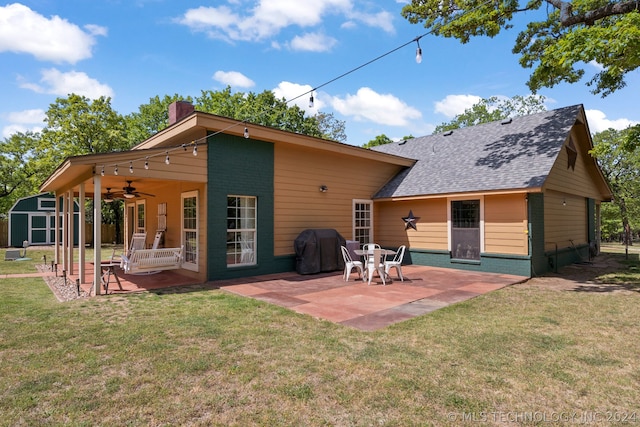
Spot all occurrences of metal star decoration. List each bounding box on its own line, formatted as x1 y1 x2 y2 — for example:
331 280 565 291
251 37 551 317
402 210 420 230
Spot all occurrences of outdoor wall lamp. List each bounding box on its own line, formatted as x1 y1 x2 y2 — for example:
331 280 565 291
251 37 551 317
319 185 328 193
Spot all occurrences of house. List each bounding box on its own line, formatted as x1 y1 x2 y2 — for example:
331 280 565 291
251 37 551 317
39 102 611 294
8 193 79 247
370 105 612 276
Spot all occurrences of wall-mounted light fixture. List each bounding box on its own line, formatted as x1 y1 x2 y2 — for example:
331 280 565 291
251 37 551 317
319 185 328 193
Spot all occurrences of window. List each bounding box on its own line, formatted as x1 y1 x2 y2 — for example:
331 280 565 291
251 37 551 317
227 196 256 266
451 200 480 260
182 191 198 272
353 200 373 245
136 201 145 233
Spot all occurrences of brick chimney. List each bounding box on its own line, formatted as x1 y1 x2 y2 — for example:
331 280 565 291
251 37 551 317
168 101 195 125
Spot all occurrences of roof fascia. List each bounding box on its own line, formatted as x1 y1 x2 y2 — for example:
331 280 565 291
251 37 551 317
133 111 415 167
374 187 539 202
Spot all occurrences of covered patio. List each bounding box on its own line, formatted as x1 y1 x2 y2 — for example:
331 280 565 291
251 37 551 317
41 262 526 330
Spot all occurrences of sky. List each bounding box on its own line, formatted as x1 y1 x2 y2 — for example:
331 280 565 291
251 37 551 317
1 0 638 146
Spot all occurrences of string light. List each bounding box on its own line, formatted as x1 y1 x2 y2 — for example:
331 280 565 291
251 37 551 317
129 161 134 174
93 3 494 177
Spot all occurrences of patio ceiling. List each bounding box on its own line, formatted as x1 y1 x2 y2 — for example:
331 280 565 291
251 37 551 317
39 145 208 198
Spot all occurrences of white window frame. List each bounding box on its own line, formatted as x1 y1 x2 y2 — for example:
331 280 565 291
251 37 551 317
135 200 146 234
226 195 257 267
352 199 373 244
181 191 199 272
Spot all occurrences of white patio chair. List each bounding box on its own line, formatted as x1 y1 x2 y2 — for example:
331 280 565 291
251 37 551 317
366 248 387 286
384 245 406 282
341 246 364 281
114 232 147 268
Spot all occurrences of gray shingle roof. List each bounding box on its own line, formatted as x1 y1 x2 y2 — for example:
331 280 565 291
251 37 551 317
371 105 583 198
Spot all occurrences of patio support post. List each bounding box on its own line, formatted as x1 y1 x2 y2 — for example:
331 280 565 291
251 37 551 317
93 174 102 295
62 191 68 273
79 183 86 284
67 189 74 275
54 192 60 265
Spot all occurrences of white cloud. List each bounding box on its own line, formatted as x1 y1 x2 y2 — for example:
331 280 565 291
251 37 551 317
84 24 108 37
585 109 638 133
176 0 394 43
272 81 320 113
434 94 482 118
213 70 255 88
331 87 422 126
1 108 46 137
346 10 395 34
19 68 114 99
7 109 46 124
289 32 337 52
0 3 102 63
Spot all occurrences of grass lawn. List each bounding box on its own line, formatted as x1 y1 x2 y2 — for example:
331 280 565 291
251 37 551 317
1 246 639 426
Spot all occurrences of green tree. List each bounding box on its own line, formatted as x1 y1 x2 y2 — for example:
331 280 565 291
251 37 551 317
0 131 41 214
433 95 547 133
194 87 347 142
402 0 640 97
39 95 128 164
363 134 394 149
124 94 192 146
591 127 640 245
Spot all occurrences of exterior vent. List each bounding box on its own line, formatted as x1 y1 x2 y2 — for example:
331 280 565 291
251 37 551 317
501 117 513 125
398 140 407 145
443 130 453 136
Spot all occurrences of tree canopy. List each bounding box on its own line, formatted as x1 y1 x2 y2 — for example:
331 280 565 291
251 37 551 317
402 0 640 97
433 95 547 133
591 127 640 242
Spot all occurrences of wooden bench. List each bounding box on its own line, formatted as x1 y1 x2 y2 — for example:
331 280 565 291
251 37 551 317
120 246 183 274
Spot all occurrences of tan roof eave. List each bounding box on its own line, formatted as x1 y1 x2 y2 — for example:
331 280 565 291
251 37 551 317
133 112 415 167
374 187 540 202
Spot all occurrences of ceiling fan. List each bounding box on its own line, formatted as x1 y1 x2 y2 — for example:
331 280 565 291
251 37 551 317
103 181 155 201
121 180 155 199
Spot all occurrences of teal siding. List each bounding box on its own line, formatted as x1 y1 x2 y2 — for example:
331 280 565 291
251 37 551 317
407 249 530 277
207 134 285 280
528 193 547 276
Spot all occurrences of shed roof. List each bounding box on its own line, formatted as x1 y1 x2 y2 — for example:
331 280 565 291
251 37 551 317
371 105 587 199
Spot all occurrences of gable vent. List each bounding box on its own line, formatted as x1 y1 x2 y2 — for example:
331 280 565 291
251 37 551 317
501 117 513 125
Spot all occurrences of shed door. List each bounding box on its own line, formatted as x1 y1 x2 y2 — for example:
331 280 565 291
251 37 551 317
30 213 53 245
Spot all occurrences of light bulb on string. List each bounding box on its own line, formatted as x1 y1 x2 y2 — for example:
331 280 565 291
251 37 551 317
309 93 314 108
165 152 170 165
144 157 149 170
114 165 119 176
244 127 249 138
182 144 187 151
415 38 423 64
129 161 134 174
193 144 198 156
101 166 105 176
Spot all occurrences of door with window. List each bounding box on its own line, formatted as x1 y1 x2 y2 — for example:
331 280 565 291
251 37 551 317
451 200 481 260
182 191 199 272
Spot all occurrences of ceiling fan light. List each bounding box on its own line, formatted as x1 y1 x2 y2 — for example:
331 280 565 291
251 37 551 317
123 193 136 199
